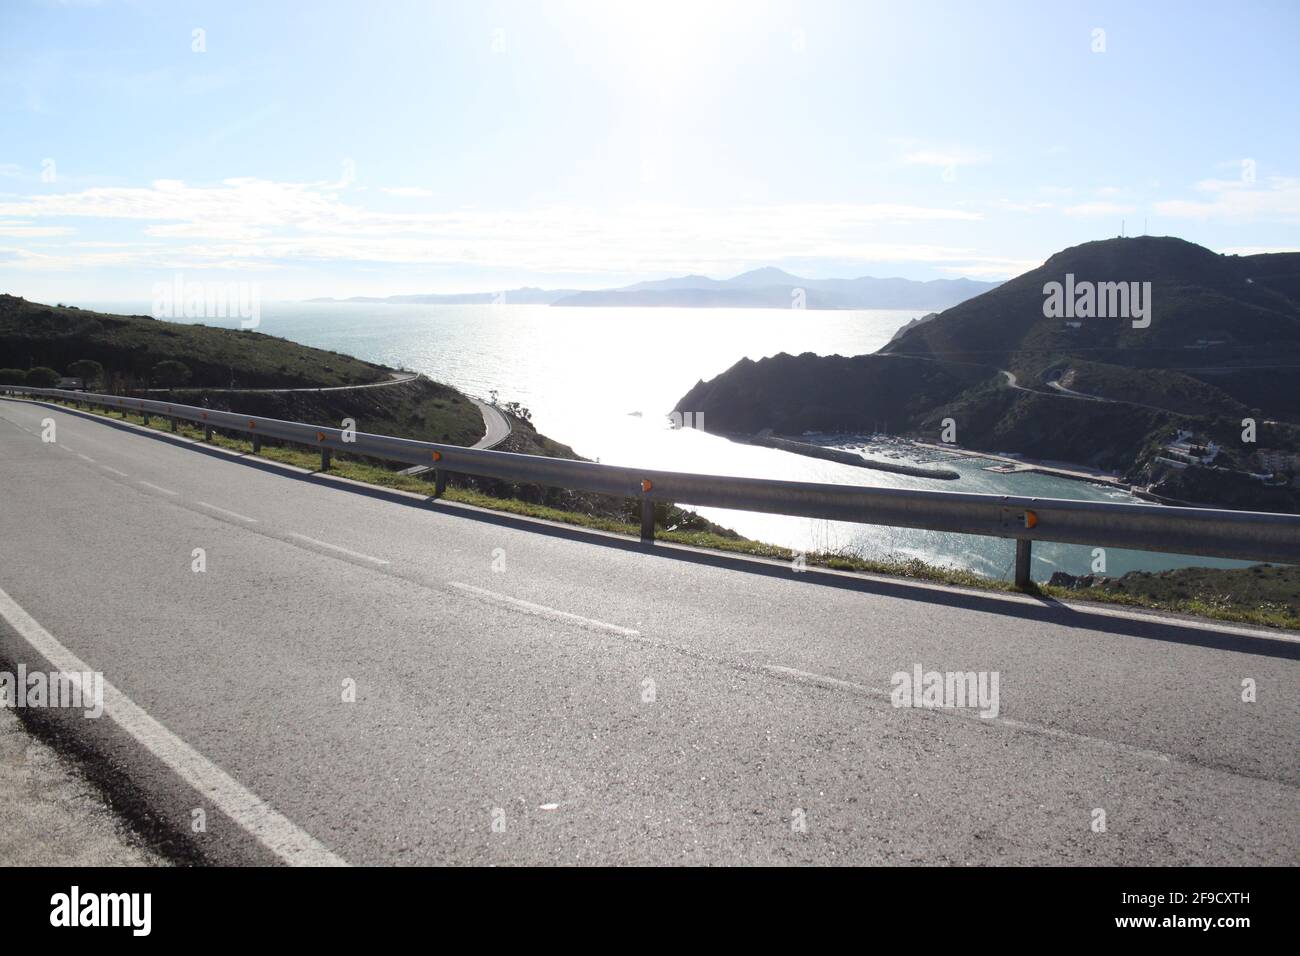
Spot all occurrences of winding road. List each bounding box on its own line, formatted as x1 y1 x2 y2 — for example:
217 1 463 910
471 398 512 450
139 370 511 454
140 370 422 395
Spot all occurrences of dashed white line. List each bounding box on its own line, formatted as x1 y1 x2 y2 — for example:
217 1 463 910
447 581 641 637
195 501 258 523
760 663 1173 766
998 717 1172 764
287 533 390 566
100 466 129 478
0 584 346 867
137 480 179 496
76 453 96 463
763 664 880 696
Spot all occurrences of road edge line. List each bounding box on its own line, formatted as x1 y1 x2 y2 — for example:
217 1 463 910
0 585 347 867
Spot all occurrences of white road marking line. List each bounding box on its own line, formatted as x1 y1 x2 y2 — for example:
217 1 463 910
100 466 129 477
448 581 641 637
76 453 96 463
0 584 346 867
288 533 390 566
195 501 258 523
997 716 1172 764
761 663 1174 766
763 664 880 696
137 480 178 496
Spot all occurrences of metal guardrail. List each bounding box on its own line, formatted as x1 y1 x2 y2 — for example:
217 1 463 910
6 385 1299 587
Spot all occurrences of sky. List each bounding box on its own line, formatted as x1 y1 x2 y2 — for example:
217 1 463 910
1 0 1298 302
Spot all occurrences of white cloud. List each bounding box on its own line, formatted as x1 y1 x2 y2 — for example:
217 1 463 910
0 178 985 275
380 187 437 198
1156 176 1300 223
901 148 990 168
1062 201 1136 217
0 219 73 237
981 198 1056 213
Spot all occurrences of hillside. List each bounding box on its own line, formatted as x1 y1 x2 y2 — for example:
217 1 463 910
0 295 391 389
677 351 988 435
675 237 1300 509
881 236 1300 417
0 294 491 446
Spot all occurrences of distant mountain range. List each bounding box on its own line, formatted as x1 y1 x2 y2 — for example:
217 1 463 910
307 268 999 311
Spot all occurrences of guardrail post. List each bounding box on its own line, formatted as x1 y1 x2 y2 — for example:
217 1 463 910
170 416 177 433
321 448 332 471
204 425 213 442
1014 539 1032 589
142 413 150 426
640 498 655 543
434 468 446 497
251 435 261 454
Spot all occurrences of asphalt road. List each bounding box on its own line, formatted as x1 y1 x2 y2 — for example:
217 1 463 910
400 399 508 477
0 398 1296 866
469 399 511 450
140 371 422 395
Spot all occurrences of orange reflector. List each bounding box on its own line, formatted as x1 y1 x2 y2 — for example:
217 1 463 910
432 451 442 461
317 431 326 442
201 412 208 419
1024 510 1038 529
641 479 653 493
248 420 256 428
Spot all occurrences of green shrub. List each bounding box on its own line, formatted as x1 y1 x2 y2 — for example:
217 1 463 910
67 358 105 387
151 359 192 387
25 366 60 387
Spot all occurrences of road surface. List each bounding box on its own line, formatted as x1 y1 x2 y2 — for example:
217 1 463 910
1044 373 1186 415
140 370 422 395
397 398 510 478
1009 367 1202 417
470 398 512 450
0 398 1296 865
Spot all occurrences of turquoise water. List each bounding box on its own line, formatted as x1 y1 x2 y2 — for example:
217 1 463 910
75 300 1248 581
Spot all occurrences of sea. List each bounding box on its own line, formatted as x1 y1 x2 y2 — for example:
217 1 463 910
72 300 1248 583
